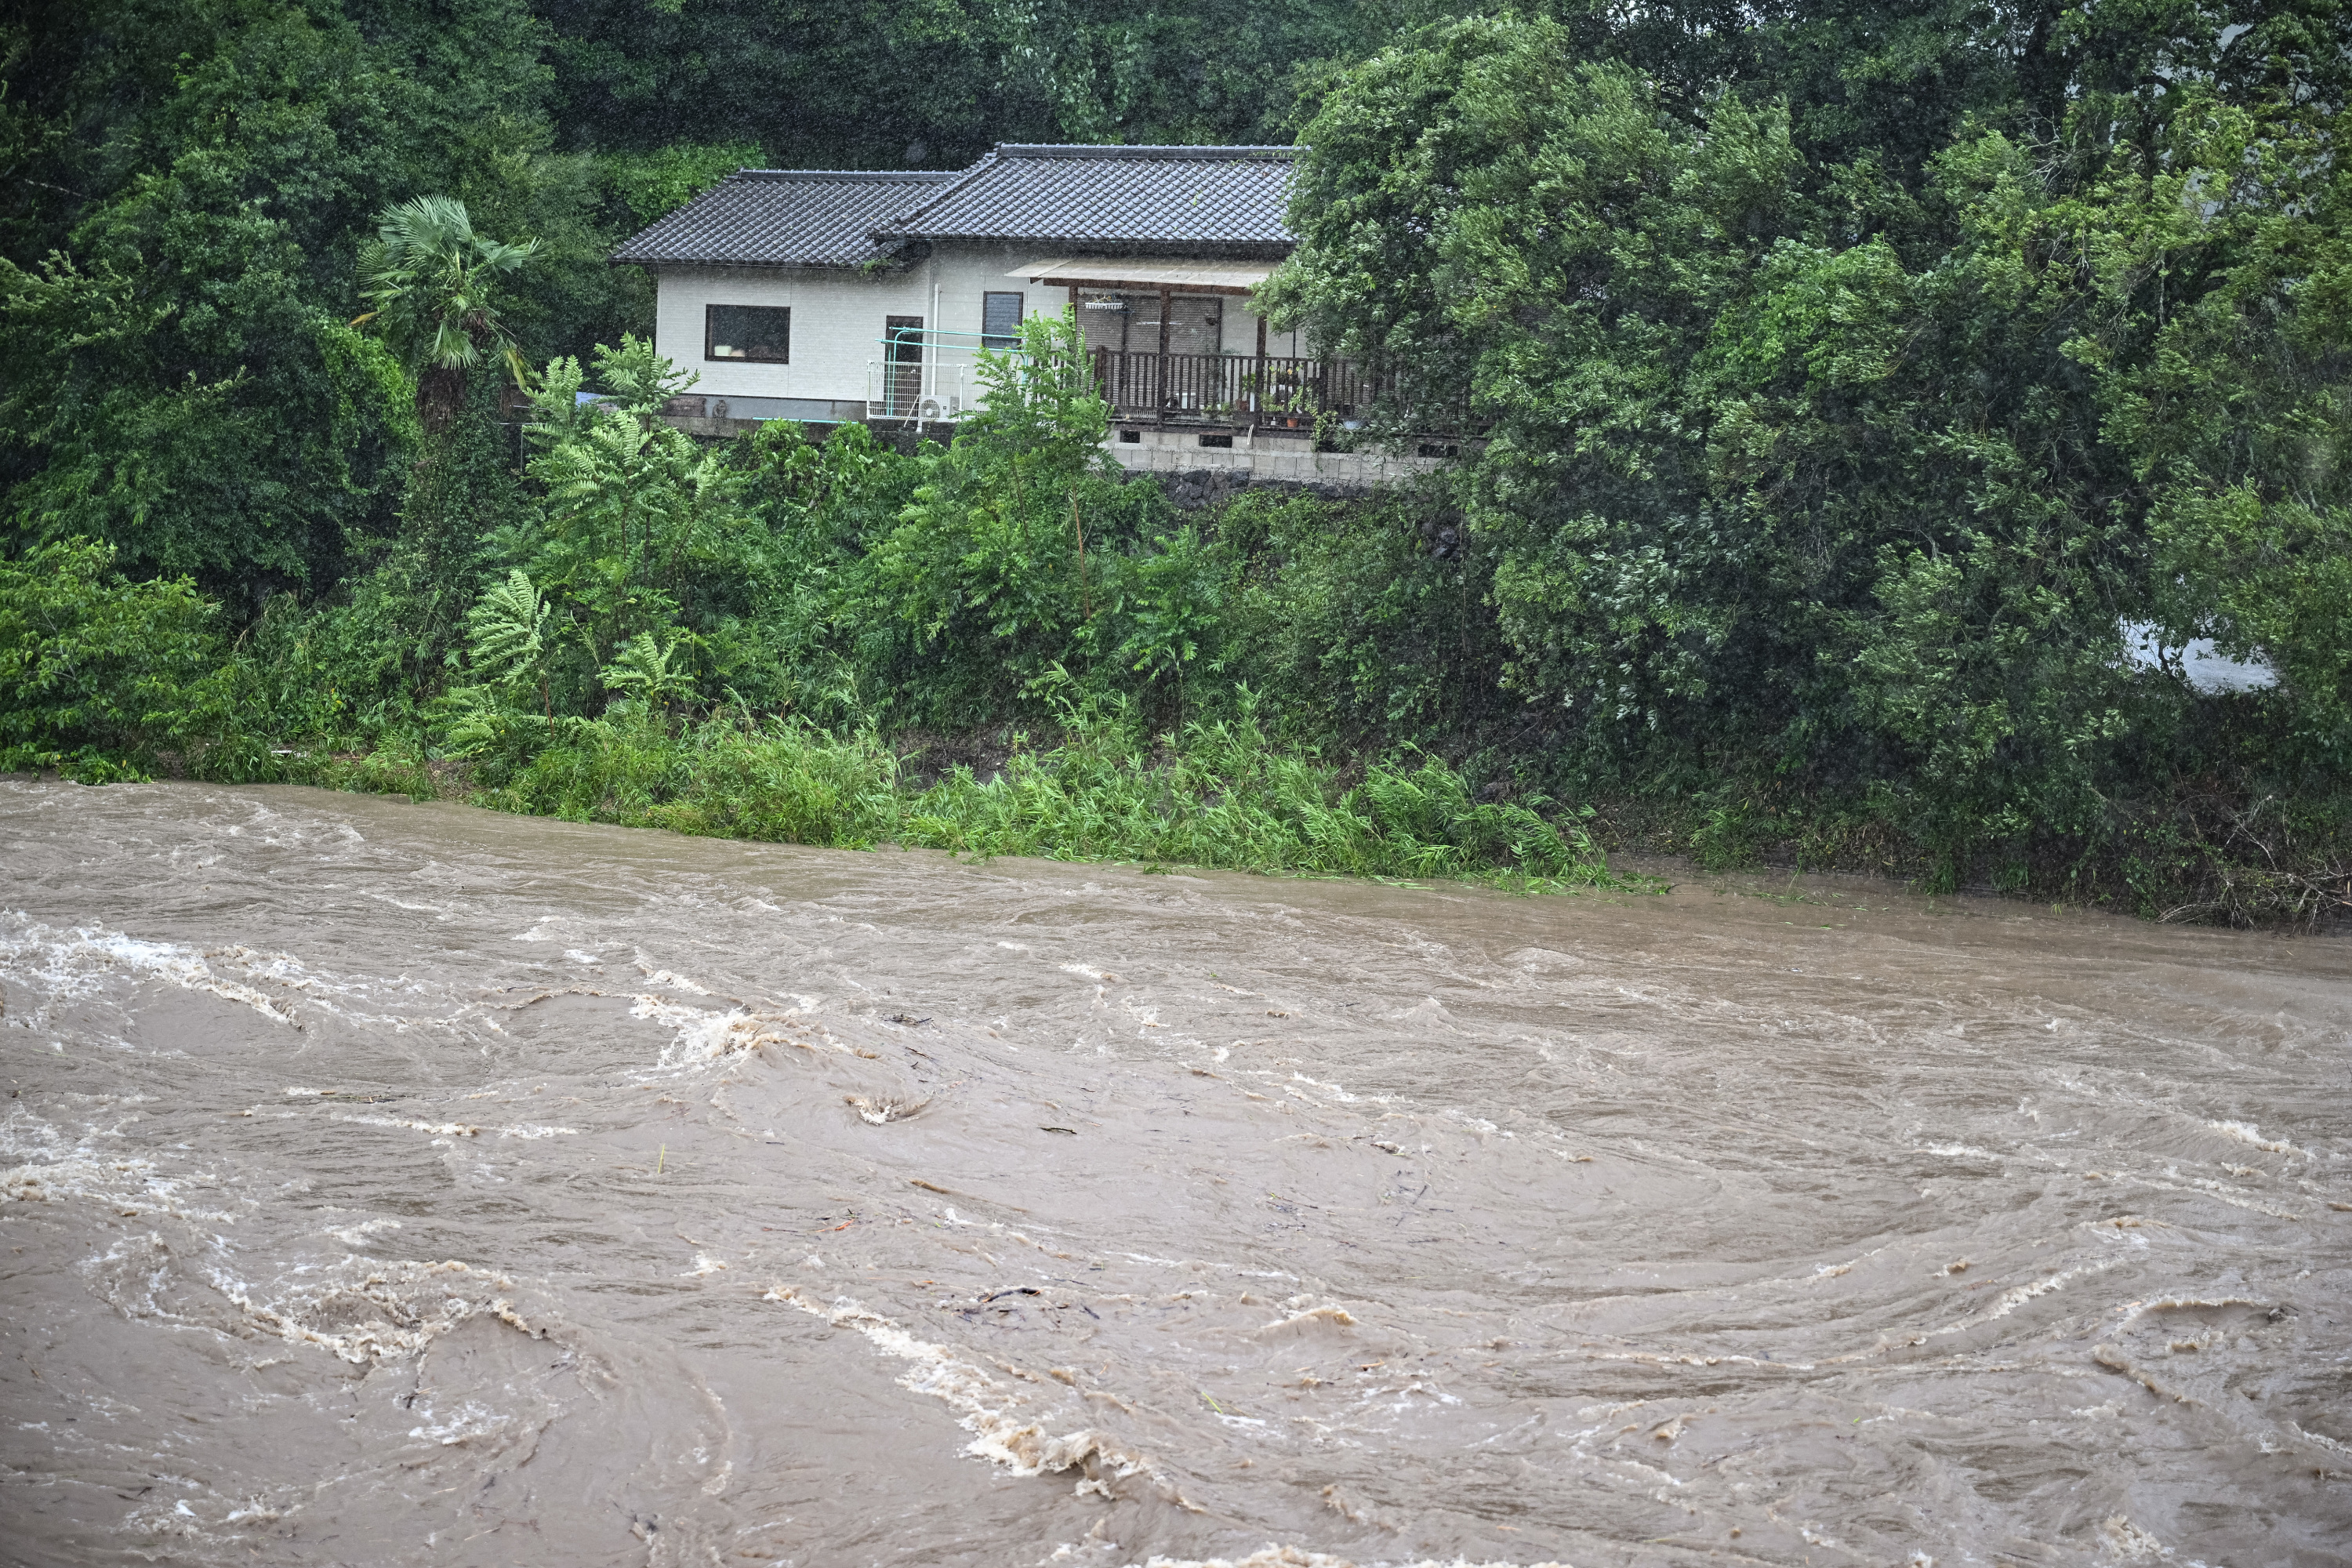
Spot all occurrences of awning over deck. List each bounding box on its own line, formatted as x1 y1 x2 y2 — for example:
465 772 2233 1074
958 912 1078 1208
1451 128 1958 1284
1011 257 1276 296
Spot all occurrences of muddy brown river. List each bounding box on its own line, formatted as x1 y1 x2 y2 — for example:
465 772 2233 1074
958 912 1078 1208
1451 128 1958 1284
2 779 2347 1566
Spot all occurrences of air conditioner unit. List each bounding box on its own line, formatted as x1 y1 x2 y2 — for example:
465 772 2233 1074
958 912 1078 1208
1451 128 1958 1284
916 395 960 422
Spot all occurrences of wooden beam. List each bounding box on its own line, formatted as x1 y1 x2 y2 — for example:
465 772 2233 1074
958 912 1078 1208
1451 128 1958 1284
1255 314 1268 416
1029 274 1259 297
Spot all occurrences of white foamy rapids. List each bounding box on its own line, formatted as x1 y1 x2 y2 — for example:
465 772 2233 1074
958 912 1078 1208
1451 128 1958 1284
405 1399 514 1446
630 996 825 1069
332 1114 580 1140
2207 1120 2311 1160
118 1490 299 1550
0 1105 237 1221
2099 1514 2176 1561
0 1152 238 1221
761 1286 1160 1493
0 913 457 1033
1255 1302 1358 1335
636 964 713 995
0 915 300 1027
207 1258 546 1364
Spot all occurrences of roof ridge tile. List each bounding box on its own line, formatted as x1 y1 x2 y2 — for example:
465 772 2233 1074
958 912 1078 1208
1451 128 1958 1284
735 168 960 183
989 143 1297 158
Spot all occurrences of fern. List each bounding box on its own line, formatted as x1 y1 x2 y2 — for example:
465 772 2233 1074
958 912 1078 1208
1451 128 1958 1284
466 568 550 691
434 687 506 757
600 630 695 707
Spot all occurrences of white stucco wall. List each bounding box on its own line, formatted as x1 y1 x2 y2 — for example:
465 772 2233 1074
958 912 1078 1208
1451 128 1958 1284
655 261 935 409
653 245 1289 415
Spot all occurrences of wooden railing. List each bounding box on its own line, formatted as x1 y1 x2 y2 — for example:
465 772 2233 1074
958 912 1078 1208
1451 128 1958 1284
1089 349 1377 426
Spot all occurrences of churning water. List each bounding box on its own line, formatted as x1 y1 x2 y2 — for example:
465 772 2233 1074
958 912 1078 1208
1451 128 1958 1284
1 779 2346 1566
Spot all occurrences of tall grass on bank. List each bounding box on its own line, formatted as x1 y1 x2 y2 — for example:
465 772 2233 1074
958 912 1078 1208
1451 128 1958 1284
459 691 1649 893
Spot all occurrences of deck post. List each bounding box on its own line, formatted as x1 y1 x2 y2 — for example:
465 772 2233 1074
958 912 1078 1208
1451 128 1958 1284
1158 285 1173 423
1254 314 1267 421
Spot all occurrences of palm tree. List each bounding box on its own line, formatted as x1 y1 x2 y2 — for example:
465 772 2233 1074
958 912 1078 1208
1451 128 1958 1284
356 196 539 432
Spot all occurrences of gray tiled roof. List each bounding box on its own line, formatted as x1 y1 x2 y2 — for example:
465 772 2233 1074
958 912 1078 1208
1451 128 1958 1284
611 147 1299 268
882 146 1295 252
611 169 956 267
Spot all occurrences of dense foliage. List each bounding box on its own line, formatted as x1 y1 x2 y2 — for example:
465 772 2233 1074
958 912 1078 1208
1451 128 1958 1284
459 686 1628 891
405 314 1512 782
151 312 1622 891
0 0 1385 596
0 539 231 780
1265 4 2350 902
0 0 611 595
537 0 1403 165
2 0 2345 917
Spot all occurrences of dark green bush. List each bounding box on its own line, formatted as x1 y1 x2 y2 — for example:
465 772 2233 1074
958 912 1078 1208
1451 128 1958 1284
0 539 232 781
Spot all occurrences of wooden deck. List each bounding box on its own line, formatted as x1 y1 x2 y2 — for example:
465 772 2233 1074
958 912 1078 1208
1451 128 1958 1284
1090 349 1377 426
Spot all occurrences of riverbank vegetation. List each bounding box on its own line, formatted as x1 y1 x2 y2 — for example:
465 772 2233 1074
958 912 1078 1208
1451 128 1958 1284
4 0 2347 923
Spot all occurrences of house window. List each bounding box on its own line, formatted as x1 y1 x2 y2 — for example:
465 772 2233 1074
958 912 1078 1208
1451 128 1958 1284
982 291 1024 349
705 303 789 363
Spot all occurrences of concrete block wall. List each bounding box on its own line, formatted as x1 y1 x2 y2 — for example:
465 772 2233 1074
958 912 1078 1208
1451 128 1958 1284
1106 425 1445 492
650 416 1461 499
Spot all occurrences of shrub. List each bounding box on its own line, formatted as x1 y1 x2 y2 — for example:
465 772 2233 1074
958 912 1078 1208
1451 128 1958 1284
0 539 232 780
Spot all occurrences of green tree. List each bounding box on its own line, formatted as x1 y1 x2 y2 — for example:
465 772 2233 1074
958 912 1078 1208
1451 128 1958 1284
483 337 759 710
849 310 1131 724
535 0 1393 168
0 0 579 601
1264 21 1808 749
1116 524 1226 722
358 195 541 430
1270 8 2350 877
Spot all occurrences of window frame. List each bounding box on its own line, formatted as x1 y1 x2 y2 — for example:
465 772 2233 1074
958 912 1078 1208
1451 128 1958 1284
704 303 790 365
981 291 1025 350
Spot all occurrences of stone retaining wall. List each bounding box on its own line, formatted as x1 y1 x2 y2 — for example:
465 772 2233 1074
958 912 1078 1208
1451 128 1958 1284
650 414 1461 495
1106 425 1446 495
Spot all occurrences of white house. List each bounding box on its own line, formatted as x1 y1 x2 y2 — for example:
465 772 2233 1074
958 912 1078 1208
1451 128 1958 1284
614 143 1344 421
612 143 1438 486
